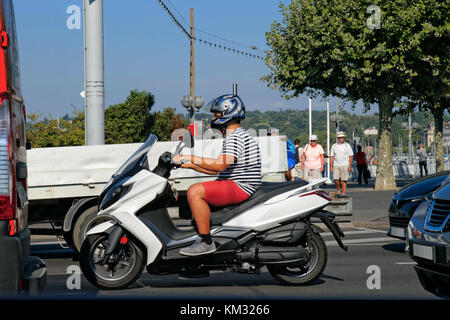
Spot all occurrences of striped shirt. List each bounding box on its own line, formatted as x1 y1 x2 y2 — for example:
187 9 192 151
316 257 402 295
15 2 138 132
218 127 262 195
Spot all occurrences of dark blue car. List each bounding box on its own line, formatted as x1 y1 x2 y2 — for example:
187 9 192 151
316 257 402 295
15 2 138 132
388 171 450 240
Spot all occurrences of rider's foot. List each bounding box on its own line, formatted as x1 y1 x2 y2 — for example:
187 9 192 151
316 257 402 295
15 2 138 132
179 237 216 256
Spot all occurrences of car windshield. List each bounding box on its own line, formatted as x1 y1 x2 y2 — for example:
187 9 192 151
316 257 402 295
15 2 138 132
113 134 158 178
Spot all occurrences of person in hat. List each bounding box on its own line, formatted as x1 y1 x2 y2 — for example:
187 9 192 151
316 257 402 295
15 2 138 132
301 135 324 180
330 131 353 198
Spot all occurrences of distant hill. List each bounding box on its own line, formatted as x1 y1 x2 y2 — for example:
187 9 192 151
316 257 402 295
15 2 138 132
192 109 448 150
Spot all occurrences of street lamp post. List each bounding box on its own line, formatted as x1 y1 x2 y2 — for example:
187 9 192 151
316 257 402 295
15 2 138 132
401 113 419 164
181 95 204 125
326 101 332 184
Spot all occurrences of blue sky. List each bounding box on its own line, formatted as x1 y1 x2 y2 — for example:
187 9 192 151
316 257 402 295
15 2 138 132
14 0 372 118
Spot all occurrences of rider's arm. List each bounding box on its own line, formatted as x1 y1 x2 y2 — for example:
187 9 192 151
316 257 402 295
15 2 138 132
181 162 219 175
179 154 236 173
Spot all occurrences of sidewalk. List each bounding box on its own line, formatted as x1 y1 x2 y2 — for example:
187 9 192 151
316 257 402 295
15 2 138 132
322 180 411 228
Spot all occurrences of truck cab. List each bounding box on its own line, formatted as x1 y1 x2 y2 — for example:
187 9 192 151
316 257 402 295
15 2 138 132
0 0 46 294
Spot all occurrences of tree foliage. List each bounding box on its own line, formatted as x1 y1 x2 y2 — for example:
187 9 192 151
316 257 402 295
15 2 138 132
104 89 156 144
27 90 188 147
264 0 449 188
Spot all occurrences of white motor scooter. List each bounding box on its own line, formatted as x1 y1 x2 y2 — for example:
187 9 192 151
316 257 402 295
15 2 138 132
79 134 347 290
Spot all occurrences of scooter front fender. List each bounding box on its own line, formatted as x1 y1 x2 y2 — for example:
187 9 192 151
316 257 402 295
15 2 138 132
86 220 118 236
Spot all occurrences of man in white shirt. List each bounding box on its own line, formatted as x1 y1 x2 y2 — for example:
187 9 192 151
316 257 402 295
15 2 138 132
330 131 353 198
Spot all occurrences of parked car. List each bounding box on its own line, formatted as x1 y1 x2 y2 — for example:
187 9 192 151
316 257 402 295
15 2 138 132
388 171 450 240
0 0 46 294
406 176 450 296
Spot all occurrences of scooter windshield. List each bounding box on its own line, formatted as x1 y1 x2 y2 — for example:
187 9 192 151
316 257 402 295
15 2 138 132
113 134 158 179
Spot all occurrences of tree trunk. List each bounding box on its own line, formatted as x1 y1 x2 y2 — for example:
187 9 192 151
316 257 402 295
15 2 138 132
432 104 444 172
374 95 397 190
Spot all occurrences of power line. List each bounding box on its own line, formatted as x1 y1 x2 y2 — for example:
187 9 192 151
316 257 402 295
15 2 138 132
155 0 265 61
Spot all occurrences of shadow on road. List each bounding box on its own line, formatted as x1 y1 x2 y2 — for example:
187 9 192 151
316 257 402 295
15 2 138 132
382 242 406 253
31 244 77 260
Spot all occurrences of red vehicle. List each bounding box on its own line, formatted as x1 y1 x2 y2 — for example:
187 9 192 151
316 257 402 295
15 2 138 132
0 0 46 293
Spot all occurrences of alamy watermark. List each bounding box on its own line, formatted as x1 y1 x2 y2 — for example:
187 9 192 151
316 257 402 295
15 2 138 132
171 127 285 167
366 5 381 30
66 5 81 30
366 265 381 290
66 265 82 290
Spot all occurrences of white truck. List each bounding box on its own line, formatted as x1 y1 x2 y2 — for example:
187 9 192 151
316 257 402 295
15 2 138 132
27 136 288 251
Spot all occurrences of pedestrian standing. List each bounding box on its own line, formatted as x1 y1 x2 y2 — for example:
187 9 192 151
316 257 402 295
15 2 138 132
330 131 353 198
417 144 428 177
301 135 324 180
292 138 304 180
354 145 369 185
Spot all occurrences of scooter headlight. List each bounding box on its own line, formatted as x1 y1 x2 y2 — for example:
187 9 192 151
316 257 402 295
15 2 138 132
99 183 132 211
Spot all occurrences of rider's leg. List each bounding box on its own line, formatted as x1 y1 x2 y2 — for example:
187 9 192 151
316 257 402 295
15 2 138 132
179 183 216 256
187 183 211 236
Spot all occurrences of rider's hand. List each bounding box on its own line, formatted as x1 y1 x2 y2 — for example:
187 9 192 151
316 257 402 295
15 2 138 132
181 162 192 169
172 154 184 165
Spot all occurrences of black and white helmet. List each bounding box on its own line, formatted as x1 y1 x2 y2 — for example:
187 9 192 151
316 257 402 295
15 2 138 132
207 94 245 131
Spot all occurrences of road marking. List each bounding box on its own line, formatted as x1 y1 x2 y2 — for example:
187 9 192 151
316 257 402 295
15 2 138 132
325 237 401 246
395 262 417 265
31 242 60 245
356 227 388 234
321 230 383 237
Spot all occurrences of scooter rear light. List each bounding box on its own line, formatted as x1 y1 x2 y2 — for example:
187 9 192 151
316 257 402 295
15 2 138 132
299 191 332 202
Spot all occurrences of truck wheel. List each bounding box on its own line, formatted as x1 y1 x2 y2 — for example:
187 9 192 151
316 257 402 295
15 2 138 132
72 206 110 253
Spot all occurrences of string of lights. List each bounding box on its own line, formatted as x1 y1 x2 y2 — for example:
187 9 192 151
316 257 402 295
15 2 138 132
156 0 265 61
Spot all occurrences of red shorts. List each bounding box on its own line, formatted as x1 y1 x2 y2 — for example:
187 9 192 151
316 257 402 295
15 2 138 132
201 180 250 207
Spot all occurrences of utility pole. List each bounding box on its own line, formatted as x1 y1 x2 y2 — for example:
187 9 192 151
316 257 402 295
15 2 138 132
83 0 105 145
181 8 203 128
335 97 340 134
189 8 195 124
308 98 312 138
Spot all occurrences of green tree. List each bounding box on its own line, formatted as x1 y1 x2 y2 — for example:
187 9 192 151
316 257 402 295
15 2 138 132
27 90 189 147
104 89 155 144
405 0 449 171
26 108 84 147
152 107 188 141
263 0 448 189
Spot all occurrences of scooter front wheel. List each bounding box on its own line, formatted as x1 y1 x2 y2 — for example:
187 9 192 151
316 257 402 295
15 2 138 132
79 233 146 290
267 232 327 286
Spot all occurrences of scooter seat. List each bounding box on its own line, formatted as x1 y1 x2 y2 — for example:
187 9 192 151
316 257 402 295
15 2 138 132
210 179 308 226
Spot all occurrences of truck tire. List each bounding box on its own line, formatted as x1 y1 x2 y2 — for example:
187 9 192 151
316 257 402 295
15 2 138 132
72 206 110 253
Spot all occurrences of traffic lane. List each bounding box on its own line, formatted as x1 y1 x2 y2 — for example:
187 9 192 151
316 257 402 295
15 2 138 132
31 233 440 299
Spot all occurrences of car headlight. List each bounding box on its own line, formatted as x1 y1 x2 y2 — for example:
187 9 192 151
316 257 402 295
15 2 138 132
399 199 424 216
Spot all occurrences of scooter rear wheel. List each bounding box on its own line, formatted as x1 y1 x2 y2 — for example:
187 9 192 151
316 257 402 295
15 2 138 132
80 233 145 290
267 232 327 286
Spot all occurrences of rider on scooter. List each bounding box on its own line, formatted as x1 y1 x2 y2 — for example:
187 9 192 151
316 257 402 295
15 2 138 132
173 94 262 256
